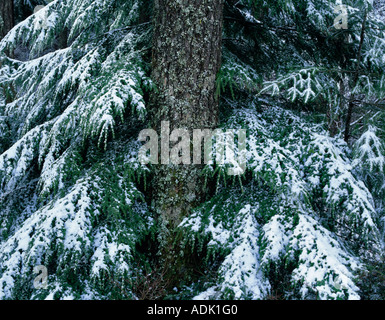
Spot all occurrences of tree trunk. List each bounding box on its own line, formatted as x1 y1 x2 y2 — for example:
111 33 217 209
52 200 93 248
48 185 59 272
0 0 14 39
150 0 224 227
150 0 224 279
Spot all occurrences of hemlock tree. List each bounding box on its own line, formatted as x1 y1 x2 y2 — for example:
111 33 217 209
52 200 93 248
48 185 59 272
0 0 14 39
0 0 385 300
150 0 224 269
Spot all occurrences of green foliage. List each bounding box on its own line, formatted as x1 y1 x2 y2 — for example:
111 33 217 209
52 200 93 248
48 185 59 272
1 0 385 300
179 104 382 299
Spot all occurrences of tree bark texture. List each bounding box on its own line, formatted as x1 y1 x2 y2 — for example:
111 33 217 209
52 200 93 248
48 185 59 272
0 0 14 39
150 0 224 229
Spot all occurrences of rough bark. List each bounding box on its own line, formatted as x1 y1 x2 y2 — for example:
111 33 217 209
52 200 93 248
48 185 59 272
150 0 224 229
0 0 14 39
149 1 224 285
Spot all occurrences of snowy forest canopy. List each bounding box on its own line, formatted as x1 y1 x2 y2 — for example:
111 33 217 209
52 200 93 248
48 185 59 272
1 0 385 300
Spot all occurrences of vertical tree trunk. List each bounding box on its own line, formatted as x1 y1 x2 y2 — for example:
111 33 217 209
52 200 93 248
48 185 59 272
0 0 14 39
344 11 366 143
151 0 224 227
150 0 224 278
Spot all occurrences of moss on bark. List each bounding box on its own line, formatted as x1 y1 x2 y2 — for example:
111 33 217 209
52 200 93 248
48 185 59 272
150 0 224 285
